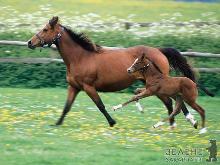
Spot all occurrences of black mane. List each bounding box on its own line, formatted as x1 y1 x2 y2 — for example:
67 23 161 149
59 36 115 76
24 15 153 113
151 61 163 74
63 26 102 53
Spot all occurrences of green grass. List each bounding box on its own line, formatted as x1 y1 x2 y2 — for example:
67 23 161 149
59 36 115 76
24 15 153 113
1 0 220 22
0 88 219 165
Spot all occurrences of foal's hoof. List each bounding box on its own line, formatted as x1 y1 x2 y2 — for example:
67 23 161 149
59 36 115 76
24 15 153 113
112 104 122 111
109 119 116 127
134 88 143 95
193 121 198 129
153 121 165 128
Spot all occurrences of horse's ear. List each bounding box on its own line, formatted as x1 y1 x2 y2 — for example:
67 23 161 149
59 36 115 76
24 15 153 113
49 16 59 28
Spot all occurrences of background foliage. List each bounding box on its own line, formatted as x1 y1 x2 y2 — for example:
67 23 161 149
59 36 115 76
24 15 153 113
0 32 219 95
0 0 219 95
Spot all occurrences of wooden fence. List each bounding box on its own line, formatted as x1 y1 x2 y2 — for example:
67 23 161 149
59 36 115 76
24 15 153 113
0 40 219 73
1 21 219 30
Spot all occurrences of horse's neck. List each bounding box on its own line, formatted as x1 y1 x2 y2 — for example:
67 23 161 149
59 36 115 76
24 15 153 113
55 31 86 65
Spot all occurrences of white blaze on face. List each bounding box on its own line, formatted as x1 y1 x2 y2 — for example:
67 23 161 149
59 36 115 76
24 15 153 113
128 58 139 72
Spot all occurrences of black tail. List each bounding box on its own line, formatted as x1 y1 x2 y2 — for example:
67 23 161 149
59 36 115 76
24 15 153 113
197 84 215 97
159 47 215 97
159 48 196 82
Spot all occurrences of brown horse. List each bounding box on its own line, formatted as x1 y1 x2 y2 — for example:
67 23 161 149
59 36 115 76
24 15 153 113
113 53 214 133
27 16 196 127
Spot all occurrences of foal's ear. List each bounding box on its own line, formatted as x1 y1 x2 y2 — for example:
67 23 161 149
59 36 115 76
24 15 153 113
140 53 145 61
49 16 59 28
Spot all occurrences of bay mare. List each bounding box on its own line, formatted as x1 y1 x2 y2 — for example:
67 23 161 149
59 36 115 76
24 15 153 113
28 16 196 127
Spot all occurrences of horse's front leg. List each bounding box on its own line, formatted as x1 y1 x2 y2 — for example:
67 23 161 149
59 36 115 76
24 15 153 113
56 85 80 125
83 84 116 127
113 89 152 110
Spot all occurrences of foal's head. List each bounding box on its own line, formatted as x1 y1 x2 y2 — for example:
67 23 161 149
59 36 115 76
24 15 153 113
28 16 63 49
127 53 150 74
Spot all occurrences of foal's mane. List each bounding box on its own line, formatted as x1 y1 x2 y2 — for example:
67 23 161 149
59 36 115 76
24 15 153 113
151 61 163 74
63 26 102 53
144 56 163 74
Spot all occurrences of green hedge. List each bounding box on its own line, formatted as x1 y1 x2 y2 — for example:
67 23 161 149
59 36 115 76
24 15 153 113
0 63 67 88
0 63 219 95
0 31 219 95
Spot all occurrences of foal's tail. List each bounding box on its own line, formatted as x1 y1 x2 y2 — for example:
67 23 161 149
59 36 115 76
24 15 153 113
159 47 215 97
197 84 215 97
159 47 196 82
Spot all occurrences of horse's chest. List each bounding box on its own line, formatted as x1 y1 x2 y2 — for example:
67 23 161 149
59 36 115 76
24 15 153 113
66 73 83 89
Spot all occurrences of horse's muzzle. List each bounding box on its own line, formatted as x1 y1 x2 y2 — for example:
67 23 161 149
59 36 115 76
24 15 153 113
27 40 36 49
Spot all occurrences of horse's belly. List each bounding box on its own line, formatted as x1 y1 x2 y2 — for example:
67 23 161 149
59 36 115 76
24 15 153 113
95 76 136 92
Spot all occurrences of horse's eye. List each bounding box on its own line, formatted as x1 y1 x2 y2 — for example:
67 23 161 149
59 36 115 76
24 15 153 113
43 29 48 32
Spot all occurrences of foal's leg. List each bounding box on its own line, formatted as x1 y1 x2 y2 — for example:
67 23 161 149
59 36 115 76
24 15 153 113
187 102 206 133
56 86 79 125
153 96 183 128
83 84 116 127
157 95 175 127
180 102 198 129
113 89 152 110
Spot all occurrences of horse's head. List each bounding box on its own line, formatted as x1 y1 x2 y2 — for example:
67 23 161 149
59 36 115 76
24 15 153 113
127 53 150 74
28 16 63 49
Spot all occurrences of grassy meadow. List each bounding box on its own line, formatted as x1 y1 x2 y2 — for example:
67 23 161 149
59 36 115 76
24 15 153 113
0 88 220 165
1 0 220 22
0 1 220 164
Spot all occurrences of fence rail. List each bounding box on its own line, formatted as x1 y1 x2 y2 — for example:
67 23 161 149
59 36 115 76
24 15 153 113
1 40 220 58
124 21 220 29
0 40 219 73
0 21 219 30
0 57 219 73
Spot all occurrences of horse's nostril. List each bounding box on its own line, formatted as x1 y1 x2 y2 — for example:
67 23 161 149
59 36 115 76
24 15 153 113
27 40 35 49
28 40 32 45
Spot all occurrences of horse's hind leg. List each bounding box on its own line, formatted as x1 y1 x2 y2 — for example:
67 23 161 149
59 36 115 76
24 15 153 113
56 86 79 125
83 84 116 127
157 95 176 127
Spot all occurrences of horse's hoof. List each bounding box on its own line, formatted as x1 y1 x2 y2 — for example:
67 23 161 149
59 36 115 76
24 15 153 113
193 121 198 129
199 127 207 134
55 121 63 126
50 124 60 127
109 119 116 127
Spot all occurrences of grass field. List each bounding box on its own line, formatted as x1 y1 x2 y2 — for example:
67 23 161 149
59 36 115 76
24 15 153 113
1 0 220 22
0 88 219 165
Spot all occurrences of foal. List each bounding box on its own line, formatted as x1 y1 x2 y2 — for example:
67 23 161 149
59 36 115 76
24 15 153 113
113 53 211 133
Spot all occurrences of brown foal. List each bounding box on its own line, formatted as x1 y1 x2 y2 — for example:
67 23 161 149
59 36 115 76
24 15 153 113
28 16 197 127
113 53 212 133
